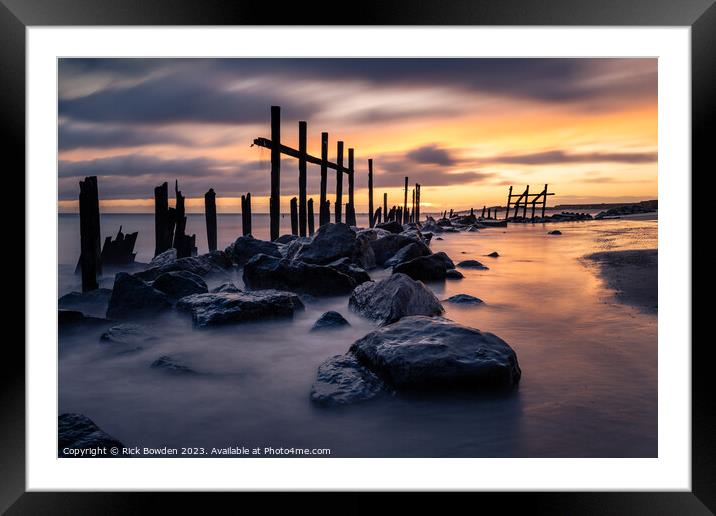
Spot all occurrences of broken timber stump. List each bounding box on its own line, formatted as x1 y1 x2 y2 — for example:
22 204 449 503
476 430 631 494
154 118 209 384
154 181 176 257
335 141 344 223
78 176 101 292
241 193 252 236
319 132 329 226
368 159 374 228
308 198 315 236
172 181 196 258
290 197 298 236
205 188 217 252
298 121 308 237
270 106 281 241
346 148 356 226
101 226 137 266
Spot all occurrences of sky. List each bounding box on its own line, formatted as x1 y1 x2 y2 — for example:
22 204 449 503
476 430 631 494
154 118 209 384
58 58 657 213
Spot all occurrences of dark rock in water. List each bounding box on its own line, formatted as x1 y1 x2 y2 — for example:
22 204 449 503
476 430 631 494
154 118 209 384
548 230 562 235
225 235 281 266
58 309 108 329
327 258 371 285
350 316 521 390
152 270 208 300
149 248 177 268
443 227 460 233
290 223 374 268
421 231 434 242
465 225 480 232
435 236 444 241
58 288 112 315
457 259 489 270
176 290 304 327
452 214 477 226
445 269 464 279
100 323 156 352
487 251 500 258
392 252 455 281
106 273 171 320
136 251 232 282
375 220 403 234
243 254 356 296
310 354 387 406
58 413 125 456
275 234 299 245
384 241 432 268
311 311 351 332
211 282 241 293
370 233 418 266
421 221 444 234
150 355 197 375
349 273 444 325
445 294 484 305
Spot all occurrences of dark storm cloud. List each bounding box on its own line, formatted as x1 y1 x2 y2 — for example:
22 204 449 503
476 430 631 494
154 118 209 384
59 123 193 151
405 144 457 166
482 149 657 165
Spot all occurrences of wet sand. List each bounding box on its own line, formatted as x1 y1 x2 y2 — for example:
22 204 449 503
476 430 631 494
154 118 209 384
584 249 657 313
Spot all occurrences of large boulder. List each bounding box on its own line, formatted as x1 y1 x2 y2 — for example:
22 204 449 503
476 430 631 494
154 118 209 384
370 233 418 266
58 288 112 316
444 294 484 305
421 220 444 234
375 220 404 234
152 270 208 300
456 259 489 270
310 354 386 406
290 223 373 268
106 273 171 320
311 311 351 332
100 323 156 353
58 413 125 457
225 235 281 266
350 316 521 390
149 248 177 268
348 273 444 325
243 254 356 296
176 289 304 327
384 241 431 268
135 251 232 282
392 252 455 281
327 258 371 285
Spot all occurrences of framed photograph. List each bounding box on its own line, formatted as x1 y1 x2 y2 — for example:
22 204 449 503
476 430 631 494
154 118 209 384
5 0 710 512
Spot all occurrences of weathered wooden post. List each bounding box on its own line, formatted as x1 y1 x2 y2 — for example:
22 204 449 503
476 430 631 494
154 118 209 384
173 180 196 258
488 207 492 219
374 207 382 224
320 132 329 226
290 197 298 235
79 176 101 292
308 198 315 235
481 206 486 218
542 184 548 218
383 193 388 220
298 121 308 237
204 188 217 252
347 148 356 226
154 181 170 256
411 188 415 223
415 183 421 222
270 105 281 241
241 193 252 236
522 185 529 219
403 176 409 224
335 141 344 223
368 159 374 228
505 186 513 219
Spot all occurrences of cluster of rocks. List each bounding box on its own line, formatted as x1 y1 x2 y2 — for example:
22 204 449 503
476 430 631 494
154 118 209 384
595 201 657 219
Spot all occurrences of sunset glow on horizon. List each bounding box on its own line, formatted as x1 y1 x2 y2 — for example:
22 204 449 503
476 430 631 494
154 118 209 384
58 58 657 213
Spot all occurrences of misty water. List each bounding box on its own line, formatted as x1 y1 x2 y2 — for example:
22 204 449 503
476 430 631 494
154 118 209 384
58 213 657 457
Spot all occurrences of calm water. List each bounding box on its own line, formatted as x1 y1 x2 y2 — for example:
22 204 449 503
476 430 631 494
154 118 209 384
58 214 657 457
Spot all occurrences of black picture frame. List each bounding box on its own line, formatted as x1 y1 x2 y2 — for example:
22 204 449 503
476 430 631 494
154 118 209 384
3 0 710 513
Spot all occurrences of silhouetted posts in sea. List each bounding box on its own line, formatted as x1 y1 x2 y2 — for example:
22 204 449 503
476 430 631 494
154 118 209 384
308 198 315 236
241 193 252 236
172 181 196 258
270 105 281 241
204 188 217 252
298 121 308 237
368 159 375 228
319 132 329 226
154 182 176 257
346 148 356 226
335 141 344 223
290 197 299 235
79 176 101 292
403 176 409 224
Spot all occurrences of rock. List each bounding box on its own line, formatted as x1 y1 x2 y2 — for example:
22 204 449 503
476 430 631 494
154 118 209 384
457 259 489 270
370 233 418 266
310 311 351 332
445 269 464 279
350 316 521 390
444 294 484 305
58 309 108 329
243 254 356 296
349 273 444 325
58 413 125 456
443 227 460 233
176 289 304 327
275 234 299 245
357 228 392 241
291 223 373 268
327 258 371 285
150 355 197 375
466 225 480 232
375 220 403 234
225 235 281 266
487 251 500 258
100 323 156 353
421 221 444 234
384 241 432 268
310 354 387 406
392 252 455 281
211 282 241 293
135 251 233 281
421 231 434 243
452 214 477 225
58 288 112 315
152 270 208 300
436 218 453 227
149 248 177 268
106 273 171 320
548 230 562 235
